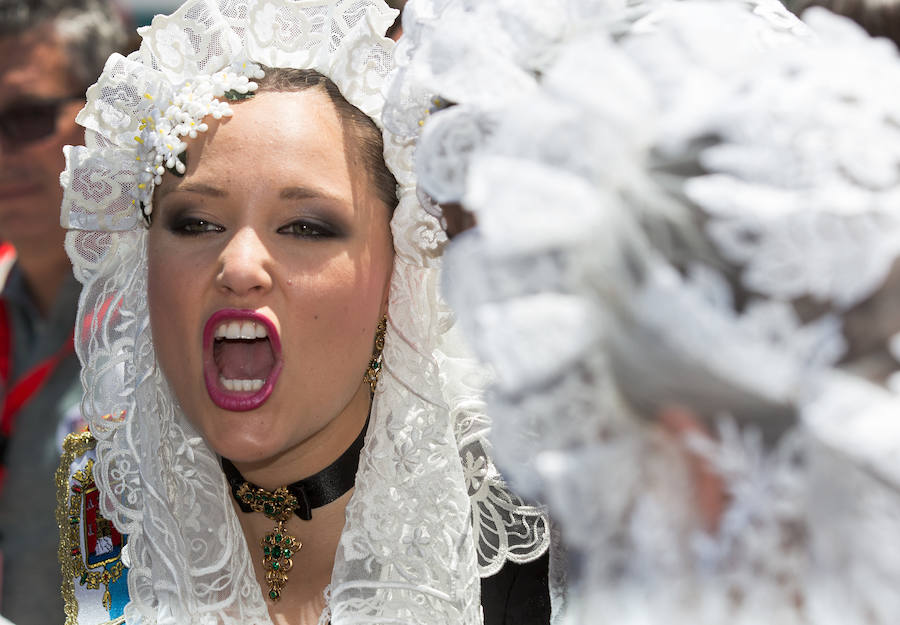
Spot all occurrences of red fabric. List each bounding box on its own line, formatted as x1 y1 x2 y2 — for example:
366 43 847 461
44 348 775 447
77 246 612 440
0 300 76 493
0 300 9 386
0 335 74 437
80 294 120 348
0 242 15 265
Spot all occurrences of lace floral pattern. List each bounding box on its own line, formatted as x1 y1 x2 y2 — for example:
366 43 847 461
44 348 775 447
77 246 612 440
63 0 550 622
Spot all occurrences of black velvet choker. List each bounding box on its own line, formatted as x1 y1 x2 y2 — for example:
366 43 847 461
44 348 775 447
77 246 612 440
221 416 368 520
220 416 368 602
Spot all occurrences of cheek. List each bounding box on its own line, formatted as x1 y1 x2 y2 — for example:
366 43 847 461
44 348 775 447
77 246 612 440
291 260 385 335
284 236 392 368
147 234 198 381
17 142 68 214
33 117 82 181
147 237 171 335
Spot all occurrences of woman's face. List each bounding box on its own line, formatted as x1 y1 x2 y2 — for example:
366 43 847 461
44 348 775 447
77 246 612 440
148 89 393 471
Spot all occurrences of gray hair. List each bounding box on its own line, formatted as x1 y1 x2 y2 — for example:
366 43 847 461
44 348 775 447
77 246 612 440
0 0 130 90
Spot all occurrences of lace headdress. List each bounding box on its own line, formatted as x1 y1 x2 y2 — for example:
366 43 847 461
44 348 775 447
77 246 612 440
59 0 548 622
425 0 900 623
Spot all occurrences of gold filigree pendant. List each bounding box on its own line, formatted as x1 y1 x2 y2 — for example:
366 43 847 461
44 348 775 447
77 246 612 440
236 482 303 602
261 520 302 602
224 412 369 604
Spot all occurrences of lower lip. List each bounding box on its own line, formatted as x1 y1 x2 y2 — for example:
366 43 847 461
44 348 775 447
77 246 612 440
202 309 283 412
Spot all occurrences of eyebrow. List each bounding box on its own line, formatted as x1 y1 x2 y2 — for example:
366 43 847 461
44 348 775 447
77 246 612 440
156 181 227 200
279 186 347 204
156 182 346 204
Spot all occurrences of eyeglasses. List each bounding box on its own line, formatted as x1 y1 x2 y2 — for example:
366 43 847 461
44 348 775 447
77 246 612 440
0 95 83 146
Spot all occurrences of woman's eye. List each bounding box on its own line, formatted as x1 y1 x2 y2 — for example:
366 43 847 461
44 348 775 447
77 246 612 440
278 221 335 238
168 217 224 235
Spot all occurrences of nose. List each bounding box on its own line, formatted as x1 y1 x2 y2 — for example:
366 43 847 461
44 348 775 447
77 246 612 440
216 226 274 297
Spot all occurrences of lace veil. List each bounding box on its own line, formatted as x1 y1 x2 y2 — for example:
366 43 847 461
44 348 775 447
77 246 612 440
59 1 548 623
427 1 900 623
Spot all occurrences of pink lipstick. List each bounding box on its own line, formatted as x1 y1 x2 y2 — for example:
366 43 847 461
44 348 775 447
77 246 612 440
202 309 283 412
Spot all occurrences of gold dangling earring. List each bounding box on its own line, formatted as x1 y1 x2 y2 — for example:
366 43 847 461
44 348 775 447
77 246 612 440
364 315 387 393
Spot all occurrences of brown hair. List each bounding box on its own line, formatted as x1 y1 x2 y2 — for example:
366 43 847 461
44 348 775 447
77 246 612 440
790 0 900 47
253 66 398 213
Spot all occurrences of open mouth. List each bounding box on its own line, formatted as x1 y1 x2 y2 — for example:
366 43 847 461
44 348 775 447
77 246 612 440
203 309 283 411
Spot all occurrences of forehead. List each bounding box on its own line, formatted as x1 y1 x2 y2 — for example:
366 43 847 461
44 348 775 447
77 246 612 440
0 22 79 104
156 88 353 201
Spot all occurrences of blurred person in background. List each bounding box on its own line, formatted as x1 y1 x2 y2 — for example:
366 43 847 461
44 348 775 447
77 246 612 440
0 0 128 621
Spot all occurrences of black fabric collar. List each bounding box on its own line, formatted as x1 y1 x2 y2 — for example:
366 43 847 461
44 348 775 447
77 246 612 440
222 416 368 521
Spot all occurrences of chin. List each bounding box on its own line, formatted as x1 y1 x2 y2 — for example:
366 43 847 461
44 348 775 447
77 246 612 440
206 429 290 466
179 397 287 465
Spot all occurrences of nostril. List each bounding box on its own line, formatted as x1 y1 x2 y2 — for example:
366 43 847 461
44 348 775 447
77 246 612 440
217 258 273 295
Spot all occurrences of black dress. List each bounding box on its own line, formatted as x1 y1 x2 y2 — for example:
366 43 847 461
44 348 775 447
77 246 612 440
481 551 551 625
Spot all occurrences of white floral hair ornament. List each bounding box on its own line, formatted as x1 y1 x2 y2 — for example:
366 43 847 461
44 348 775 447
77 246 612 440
435 1 900 623
61 0 395 229
59 0 548 624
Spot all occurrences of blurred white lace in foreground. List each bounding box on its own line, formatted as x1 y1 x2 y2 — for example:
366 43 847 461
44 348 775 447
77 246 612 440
400 0 900 622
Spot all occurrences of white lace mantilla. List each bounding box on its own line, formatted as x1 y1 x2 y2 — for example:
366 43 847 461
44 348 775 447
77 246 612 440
61 0 548 623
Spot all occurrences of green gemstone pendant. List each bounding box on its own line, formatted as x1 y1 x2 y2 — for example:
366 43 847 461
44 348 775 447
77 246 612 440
234 482 303 602
260 520 301 603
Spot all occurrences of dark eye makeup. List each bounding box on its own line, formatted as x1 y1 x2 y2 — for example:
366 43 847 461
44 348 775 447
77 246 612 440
277 219 341 239
160 207 342 240
165 214 225 236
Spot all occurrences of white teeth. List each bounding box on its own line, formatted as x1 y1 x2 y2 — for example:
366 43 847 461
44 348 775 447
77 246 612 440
219 376 265 392
214 319 269 340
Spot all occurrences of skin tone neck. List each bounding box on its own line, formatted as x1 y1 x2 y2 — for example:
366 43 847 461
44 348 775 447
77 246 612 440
232 374 373 490
235 374 373 624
